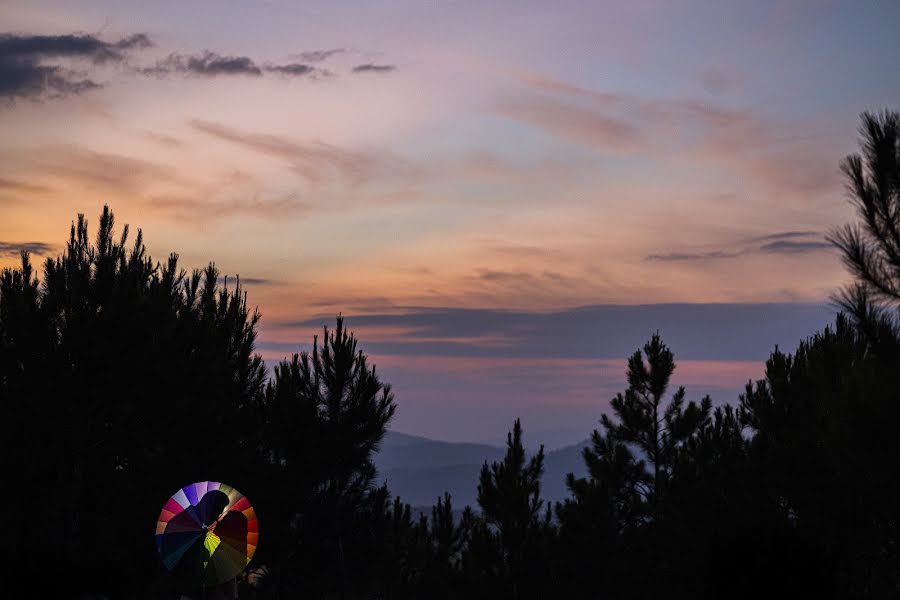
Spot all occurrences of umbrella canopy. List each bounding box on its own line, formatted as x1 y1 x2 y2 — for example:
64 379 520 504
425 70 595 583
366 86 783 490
155 481 258 588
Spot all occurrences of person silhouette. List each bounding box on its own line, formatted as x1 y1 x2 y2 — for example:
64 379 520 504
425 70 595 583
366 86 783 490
205 507 249 584
162 490 232 588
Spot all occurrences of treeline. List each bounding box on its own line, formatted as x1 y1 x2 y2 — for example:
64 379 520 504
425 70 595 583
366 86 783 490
1 111 898 599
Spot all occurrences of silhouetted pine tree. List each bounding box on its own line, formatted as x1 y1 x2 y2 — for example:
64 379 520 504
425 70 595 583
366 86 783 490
739 314 900 596
254 317 396 597
824 110 900 370
828 110 900 311
560 333 711 597
556 429 644 599
473 419 553 600
603 333 711 509
376 496 431 598
1 207 266 597
458 507 504 598
422 493 466 596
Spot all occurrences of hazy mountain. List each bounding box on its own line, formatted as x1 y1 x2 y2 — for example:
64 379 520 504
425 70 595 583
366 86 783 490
541 439 592 503
375 431 589 508
375 431 505 470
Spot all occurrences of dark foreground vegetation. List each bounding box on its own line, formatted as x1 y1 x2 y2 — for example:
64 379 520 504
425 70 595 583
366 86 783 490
3 111 899 599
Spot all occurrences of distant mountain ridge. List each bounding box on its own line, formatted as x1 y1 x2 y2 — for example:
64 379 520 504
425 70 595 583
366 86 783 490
374 431 589 508
375 431 506 470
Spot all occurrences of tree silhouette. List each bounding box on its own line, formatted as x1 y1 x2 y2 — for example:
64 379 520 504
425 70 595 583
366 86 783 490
828 110 900 319
475 419 553 600
600 333 711 510
1 207 266 596
426 493 466 595
558 333 713 597
254 317 396 597
739 314 900 596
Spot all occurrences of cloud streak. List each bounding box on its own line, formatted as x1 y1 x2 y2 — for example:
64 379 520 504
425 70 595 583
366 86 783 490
646 231 834 262
0 177 52 193
142 193 311 222
23 145 188 194
271 303 833 362
352 63 396 73
266 63 321 77
498 97 641 153
500 71 843 194
292 48 345 63
144 52 327 78
0 240 54 257
745 230 819 243
759 240 833 253
645 250 742 261
190 119 413 188
145 51 263 77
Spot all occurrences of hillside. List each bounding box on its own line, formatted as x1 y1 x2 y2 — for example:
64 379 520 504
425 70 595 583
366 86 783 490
375 431 590 508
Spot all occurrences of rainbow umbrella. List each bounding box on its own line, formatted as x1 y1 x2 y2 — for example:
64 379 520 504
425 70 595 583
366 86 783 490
155 481 258 588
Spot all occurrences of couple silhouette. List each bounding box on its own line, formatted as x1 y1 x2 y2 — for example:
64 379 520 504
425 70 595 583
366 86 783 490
162 490 249 588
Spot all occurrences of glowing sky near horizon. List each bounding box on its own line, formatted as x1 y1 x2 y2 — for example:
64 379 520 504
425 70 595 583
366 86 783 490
2 0 898 442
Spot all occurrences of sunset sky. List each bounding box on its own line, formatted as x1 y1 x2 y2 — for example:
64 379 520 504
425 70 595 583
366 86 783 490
2 1 898 444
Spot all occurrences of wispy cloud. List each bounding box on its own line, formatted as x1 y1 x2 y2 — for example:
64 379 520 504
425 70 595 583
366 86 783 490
759 240 832 253
144 51 263 77
143 52 330 79
501 70 842 194
468 268 582 293
646 250 742 261
0 240 54 257
646 231 833 262
745 230 818 243
142 131 182 148
352 63 396 74
0 177 53 193
0 142 315 225
291 48 345 63
497 96 641 153
142 193 311 222
266 63 325 77
0 32 151 99
190 119 413 188
486 244 565 259
233 276 280 285
23 145 189 194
